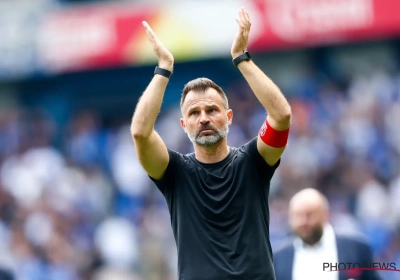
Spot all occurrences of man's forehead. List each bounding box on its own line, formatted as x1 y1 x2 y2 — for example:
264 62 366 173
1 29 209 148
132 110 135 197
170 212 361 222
183 90 224 109
290 199 321 213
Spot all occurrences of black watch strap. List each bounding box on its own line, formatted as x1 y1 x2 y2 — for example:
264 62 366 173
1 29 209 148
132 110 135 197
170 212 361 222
154 66 172 78
232 51 251 66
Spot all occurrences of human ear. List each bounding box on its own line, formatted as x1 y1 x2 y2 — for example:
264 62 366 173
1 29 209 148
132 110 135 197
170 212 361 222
227 109 233 125
180 118 187 132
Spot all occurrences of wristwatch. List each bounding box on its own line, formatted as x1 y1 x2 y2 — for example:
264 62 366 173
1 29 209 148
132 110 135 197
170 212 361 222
154 66 172 79
232 51 251 66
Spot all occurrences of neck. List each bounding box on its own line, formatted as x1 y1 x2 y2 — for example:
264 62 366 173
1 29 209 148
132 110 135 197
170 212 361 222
193 139 230 164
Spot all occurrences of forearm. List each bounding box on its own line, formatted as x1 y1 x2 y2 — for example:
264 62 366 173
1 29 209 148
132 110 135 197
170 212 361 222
131 74 169 138
237 60 291 127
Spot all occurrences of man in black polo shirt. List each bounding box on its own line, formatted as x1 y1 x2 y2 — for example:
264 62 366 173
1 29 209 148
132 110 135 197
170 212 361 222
131 8 292 280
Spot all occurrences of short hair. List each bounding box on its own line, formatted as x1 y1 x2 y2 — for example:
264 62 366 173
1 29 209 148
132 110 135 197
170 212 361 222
180 78 229 111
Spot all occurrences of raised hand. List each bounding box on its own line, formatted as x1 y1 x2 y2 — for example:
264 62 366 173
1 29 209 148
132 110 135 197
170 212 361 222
231 8 251 59
142 21 174 71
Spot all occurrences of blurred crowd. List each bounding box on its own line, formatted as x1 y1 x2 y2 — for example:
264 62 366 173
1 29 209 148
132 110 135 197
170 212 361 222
0 58 400 280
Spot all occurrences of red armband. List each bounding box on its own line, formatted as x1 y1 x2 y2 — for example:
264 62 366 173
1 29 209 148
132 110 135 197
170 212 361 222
259 119 289 148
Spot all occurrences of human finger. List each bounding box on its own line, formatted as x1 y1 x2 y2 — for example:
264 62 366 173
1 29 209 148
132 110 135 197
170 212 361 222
239 8 250 29
239 8 247 25
240 10 250 32
142 21 157 40
236 17 244 30
142 21 152 32
242 8 251 24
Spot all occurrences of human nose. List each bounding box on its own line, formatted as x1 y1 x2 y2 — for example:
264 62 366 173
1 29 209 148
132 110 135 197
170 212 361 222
199 111 210 124
296 213 309 225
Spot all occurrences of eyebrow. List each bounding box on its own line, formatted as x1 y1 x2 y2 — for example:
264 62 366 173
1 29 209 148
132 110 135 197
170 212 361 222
187 106 200 112
187 104 219 113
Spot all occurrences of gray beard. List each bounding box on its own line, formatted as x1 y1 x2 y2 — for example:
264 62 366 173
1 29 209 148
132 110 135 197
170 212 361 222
188 122 229 147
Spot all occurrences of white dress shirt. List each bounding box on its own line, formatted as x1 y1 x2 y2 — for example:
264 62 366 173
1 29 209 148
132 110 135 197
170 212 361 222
292 223 339 280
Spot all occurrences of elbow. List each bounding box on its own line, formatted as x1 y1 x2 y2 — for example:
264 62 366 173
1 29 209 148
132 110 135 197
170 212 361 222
132 131 145 141
130 123 139 138
278 106 292 124
131 124 149 140
131 130 149 141
284 108 292 122
270 107 292 129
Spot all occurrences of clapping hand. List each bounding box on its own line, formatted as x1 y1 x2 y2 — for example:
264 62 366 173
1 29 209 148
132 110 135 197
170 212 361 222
231 8 252 59
142 21 174 71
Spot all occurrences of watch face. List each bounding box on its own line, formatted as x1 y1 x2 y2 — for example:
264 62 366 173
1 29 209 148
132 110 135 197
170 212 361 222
241 53 249 59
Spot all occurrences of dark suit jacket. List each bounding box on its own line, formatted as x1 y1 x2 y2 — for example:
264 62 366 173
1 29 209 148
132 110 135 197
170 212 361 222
273 233 382 280
0 268 13 280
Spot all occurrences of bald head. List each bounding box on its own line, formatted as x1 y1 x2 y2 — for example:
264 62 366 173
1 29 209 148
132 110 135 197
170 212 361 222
289 188 330 245
289 188 329 213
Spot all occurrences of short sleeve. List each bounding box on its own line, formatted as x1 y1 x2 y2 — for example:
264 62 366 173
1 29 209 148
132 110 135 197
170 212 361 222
241 136 281 176
148 149 181 195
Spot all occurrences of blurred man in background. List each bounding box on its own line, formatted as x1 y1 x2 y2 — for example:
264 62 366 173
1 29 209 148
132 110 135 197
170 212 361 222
273 188 381 280
131 7 291 280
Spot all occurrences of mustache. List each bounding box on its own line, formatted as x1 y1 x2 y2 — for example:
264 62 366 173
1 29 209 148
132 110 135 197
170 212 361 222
197 124 217 133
